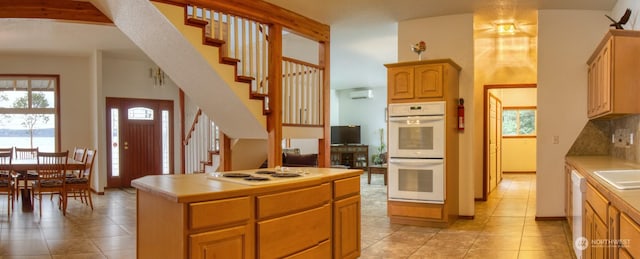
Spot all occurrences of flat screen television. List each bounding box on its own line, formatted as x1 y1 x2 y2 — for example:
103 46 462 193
331 125 361 145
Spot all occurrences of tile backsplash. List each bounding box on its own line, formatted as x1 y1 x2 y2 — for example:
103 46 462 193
567 114 640 163
567 119 611 156
610 114 640 162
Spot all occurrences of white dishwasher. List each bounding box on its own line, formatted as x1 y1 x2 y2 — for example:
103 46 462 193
571 170 586 258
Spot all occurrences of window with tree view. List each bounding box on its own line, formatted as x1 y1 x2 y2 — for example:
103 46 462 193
502 108 536 137
0 76 59 151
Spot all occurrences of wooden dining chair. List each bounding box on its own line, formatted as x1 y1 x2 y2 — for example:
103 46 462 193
14 147 38 160
0 152 15 218
0 148 13 179
33 151 68 217
68 147 87 178
64 149 96 213
14 147 39 198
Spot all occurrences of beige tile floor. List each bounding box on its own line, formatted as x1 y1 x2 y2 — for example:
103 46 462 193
0 173 572 258
0 188 136 258
360 173 575 259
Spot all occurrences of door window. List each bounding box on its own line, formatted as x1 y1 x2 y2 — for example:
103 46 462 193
110 108 120 177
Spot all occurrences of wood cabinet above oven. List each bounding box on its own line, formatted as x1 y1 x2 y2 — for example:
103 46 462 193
385 59 461 104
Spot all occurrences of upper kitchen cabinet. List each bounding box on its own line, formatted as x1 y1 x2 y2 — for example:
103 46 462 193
385 59 461 103
587 30 640 119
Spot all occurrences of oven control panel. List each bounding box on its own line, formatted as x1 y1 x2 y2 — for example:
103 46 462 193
388 101 445 117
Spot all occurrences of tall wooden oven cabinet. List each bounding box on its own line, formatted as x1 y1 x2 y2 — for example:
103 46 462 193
384 59 460 227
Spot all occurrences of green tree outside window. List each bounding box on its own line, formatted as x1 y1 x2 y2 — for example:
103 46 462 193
502 109 536 136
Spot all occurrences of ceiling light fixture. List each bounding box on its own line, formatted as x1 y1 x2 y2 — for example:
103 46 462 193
495 23 517 35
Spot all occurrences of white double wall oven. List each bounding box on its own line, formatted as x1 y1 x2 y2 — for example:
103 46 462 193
388 101 446 204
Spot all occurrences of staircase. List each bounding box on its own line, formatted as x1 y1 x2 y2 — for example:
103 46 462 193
91 0 330 170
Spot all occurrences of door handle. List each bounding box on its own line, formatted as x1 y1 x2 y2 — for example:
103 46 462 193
389 159 443 166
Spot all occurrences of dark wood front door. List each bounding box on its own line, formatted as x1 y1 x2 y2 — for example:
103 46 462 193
106 98 173 187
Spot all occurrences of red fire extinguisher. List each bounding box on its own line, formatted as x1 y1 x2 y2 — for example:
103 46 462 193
457 98 465 130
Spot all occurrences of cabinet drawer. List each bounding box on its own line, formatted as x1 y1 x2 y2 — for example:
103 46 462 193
257 183 330 219
586 183 608 221
620 213 640 258
334 176 360 199
388 201 443 220
189 197 251 230
284 240 331 259
257 204 331 258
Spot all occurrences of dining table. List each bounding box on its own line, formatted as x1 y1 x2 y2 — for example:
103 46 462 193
11 159 87 212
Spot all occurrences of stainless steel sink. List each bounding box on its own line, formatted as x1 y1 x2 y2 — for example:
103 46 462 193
593 170 640 190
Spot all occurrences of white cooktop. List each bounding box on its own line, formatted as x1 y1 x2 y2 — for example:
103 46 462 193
206 168 322 186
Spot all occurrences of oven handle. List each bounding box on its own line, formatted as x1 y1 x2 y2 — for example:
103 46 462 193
389 115 444 122
389 158 444 166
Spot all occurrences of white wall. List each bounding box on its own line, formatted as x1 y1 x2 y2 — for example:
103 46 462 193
503 138 537 171
0 54 94 151
398 14 475 216
335 87 388 157
537 10 609 217
499 88 537 107
330 89 340 125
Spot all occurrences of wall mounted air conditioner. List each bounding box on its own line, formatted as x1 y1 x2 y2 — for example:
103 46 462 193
350 89 373 99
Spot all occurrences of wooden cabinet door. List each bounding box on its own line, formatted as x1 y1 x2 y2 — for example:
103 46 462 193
594 215 608 259
189 225 251 259
414 64 443 99
587 60 600 117
620 213 640 258
588 39 612 118
388 66 414 100
584 204 594 259
608 206 620 259
334 195 361 259
597 40 612 116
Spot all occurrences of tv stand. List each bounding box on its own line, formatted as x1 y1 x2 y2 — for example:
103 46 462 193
330 145 368 169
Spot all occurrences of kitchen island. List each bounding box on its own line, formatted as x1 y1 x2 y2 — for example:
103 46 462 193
132 167 362 259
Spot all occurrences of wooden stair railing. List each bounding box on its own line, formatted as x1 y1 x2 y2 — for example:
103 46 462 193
186 5 271 114
183 109 202 146
169 2 327 127
282 57 324 126
183 108 221 173
156 0 331 167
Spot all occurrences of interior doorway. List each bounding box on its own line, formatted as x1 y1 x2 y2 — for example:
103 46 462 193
106 97 174 187
482 84 537 200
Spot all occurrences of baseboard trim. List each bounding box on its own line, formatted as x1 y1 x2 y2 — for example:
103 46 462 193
503 171 536 174
90 188 105 195
458 215 475 220
535 216 566 221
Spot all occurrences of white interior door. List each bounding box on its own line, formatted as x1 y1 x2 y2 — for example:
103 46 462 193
488 94 498 192
497 99 503 182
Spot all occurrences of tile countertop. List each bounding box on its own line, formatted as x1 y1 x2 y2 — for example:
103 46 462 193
566 156 640 224
131 167 362 204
